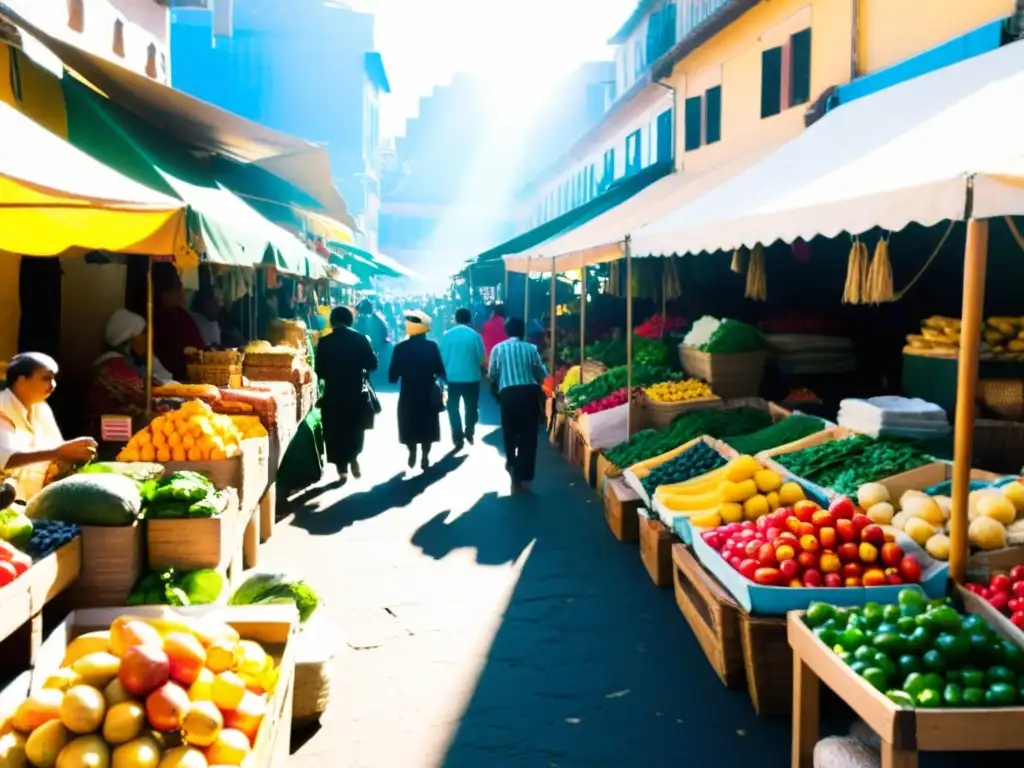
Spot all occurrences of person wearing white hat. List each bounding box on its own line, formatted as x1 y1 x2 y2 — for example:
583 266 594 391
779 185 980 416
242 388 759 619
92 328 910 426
389 309 446 470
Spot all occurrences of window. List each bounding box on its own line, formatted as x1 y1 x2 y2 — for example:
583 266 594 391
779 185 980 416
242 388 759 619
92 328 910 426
633 40 645 80
761 28 812 118
790 28 812 106
646 2 678 63
600 148 615 191
761 46 782 118
684 95 702 151
704 85 722 144
588 164 596 200
656 108 673 163
625 130 642 175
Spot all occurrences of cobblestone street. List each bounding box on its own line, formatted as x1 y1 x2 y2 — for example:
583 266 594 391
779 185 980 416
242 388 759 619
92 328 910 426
262 389 789 767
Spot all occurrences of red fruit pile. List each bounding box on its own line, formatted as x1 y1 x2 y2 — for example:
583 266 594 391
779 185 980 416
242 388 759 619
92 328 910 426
578 387 638 415
0 540 31 587
701 496 924 588
964 566 1024 629
635 314 687 339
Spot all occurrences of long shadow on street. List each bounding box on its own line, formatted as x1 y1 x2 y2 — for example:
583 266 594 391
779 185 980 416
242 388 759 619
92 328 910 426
409 440 791 768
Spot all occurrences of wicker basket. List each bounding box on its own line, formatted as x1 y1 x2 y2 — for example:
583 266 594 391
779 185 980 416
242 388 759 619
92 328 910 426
291 616 337 726
678 347 768 399
245 351 298 368
640 393 722 430
186 363 243 387
978 379 1024 421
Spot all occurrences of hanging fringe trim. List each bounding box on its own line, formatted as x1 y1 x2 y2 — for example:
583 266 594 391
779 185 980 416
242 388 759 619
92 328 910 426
730 247 747 274
842 238 869 304
745 244 767 301
865 235 894 304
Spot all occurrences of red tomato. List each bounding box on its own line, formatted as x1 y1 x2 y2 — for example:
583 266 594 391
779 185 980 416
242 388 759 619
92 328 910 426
738 559 758 581
989 591 1011 614
779 559 800 580
1013 581 1024 599
823 573 843 588
991 573 1012 593
1010 565 1024 583
754 567 782 585
898 555 922 584
0 561 16 587
802 569 823 587
828 497 856 520
1012 611 1024 630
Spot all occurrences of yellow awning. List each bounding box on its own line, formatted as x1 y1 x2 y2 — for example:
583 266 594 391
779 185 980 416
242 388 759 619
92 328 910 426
0 98 188 257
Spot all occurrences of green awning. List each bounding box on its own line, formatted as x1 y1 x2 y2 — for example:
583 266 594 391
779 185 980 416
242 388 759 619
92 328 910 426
62 76 323 278
329 242 419 279
474 161 673 264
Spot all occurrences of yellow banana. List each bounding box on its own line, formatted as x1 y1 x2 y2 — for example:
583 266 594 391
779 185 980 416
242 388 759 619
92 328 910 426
656 489 722 511
657 464 731 494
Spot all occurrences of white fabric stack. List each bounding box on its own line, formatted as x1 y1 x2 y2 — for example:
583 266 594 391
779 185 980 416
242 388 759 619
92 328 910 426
838 396 950 439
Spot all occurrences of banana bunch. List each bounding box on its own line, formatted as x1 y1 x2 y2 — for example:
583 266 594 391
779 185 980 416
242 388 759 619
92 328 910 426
654 455 804 530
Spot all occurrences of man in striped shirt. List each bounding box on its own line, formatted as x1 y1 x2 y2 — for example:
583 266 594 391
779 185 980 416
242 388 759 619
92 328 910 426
488 317 547 492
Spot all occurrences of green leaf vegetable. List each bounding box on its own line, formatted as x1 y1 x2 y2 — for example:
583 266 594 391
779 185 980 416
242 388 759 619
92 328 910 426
775 435 933 496
127 567 224 607
229 571 320 623
565 364 681 411
699 319 765 354
725 414 826 455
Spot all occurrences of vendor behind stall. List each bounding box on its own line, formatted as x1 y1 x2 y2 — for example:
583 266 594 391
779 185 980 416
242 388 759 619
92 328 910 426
152 264 204 381
89 310 176 432
0 353 97 500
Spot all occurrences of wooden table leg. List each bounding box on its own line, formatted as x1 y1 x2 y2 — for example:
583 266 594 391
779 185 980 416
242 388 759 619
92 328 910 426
792 654 820 768
881 742 917 768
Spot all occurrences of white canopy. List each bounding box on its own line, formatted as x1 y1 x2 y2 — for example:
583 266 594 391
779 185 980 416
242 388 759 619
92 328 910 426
631 39 1024 258
503 145 778 274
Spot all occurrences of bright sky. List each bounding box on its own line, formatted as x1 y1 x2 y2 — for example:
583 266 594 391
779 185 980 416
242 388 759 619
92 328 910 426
350 0 637 137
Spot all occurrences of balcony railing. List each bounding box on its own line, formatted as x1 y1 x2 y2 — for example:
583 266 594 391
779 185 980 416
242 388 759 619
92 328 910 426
679 0 732 41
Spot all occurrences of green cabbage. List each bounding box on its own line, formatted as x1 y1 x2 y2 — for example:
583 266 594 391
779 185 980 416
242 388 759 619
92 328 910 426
228 572 319 623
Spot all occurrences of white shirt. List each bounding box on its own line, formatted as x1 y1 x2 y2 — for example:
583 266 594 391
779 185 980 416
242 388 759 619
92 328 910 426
189 312 222 348
0 389 64 501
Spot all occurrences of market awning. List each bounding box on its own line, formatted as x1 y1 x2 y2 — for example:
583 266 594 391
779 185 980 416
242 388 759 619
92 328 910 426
476 161 673 266
631 40 1024 258
62 76 323 278
502 146 779 273
330 242 421 280
0 98 187 257
0 2 357 232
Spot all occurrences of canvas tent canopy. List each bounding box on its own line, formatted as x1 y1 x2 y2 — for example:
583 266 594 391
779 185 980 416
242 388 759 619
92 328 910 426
630 39 1024 259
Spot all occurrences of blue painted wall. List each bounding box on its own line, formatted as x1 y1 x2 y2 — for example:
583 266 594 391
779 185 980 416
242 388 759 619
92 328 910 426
170 0 375 215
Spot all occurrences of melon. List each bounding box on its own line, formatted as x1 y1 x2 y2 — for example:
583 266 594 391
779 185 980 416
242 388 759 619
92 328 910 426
26 474 141 526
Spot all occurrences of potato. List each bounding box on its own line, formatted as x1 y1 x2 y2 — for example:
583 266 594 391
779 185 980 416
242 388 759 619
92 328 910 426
865 502 895 526
1002 481 1024 513
901 494 944 526
904 517 937 546
968 516 1007 550
857 482 890 509
925 533 950 561
932 495 952 521
891 510 911 531
977 493 1016 525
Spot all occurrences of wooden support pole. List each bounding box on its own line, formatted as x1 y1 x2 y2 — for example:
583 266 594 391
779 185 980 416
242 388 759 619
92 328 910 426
579 255 587 384
145 258 154 420
625 236 634 438
549 259 556 381
950 218 989 584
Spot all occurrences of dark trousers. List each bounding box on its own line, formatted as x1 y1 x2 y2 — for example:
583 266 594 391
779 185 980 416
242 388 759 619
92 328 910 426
499 384 541 483
447 381 480 441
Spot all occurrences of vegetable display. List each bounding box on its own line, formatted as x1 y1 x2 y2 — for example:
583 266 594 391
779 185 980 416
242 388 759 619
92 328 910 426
3 612 278 766
773 435 933 497
725 414 826 455
644 379 712 404
564 365 680 411
965 566 1024 629
583 337 670 368
25 520 80 561
635 314 687 339
605 407 773 469
26 474 142 527
578 387 636 416
702 496 922 587
683 316 766 354
229 572 319 623
654 456 804 531
116 400 251 464
140 472 226 520
804 589 1024 708
0 540 32 588
642 441 726 495
127 568 225 607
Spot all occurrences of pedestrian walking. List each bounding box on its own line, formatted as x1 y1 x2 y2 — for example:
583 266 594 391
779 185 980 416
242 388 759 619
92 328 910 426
389 310 446 470
440 307 485 451
481 304 509 365
487 317 547 493
315 306 378 483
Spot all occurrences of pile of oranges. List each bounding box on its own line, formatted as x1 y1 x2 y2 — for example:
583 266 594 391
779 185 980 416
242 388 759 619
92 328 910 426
117 401 244 464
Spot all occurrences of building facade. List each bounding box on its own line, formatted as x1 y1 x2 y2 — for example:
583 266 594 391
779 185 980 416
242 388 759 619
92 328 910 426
170 0 389 247
3 0 172 82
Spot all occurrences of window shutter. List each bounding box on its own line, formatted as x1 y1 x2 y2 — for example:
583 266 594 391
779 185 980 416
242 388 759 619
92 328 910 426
684 95 702 151
704 85 721 144
656 108 673 163
761 46 782 118
790 28 812 106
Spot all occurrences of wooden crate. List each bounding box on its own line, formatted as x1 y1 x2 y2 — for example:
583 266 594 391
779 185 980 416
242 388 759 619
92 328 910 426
161 436 269 518
147 491 242 572
595 452 620 496
16 604 297 768
638 513 674 588
69 523 143 608
565 418 586 469
582 442 599 488
740 613 791 716
259 482 277 543
604 477 640 543
244 507 261 569
671 544 745 688
0 539 81 669
548 413 566 451
789 586 1024 768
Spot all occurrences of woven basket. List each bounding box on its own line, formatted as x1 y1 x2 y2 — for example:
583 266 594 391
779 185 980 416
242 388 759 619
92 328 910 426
245 351 298 368
978 379 1024 421
291 616 338 726
640 394 722 430
243 365 297 384
186 363 242 387
678 347 767 399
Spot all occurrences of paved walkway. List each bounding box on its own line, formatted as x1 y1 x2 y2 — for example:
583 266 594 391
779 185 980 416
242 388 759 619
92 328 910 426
260 388 790 767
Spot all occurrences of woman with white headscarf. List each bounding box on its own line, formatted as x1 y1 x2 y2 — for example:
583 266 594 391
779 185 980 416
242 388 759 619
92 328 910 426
388 309 446 470
88 309 176 433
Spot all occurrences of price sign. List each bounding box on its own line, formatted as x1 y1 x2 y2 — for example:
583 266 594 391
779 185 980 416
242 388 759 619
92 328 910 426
101 415 133 443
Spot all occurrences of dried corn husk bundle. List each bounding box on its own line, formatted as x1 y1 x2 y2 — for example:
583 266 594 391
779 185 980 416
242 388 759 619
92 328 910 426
730 247 747 274
664 256 682 300
745 244 767 301
842 239 869 304
864 237 894 304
